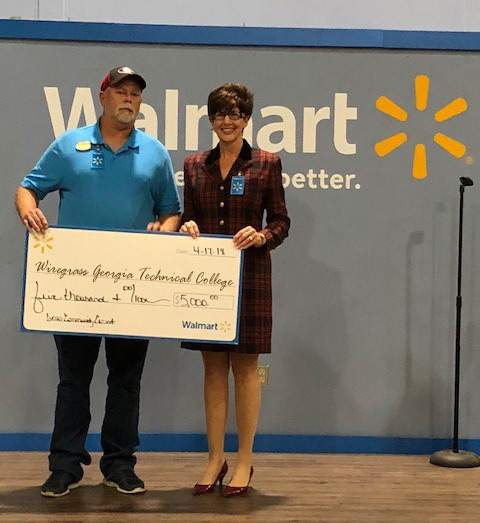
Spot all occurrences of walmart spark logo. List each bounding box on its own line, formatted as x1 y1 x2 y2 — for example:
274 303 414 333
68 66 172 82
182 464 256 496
220 321 231 333
33 233 54 253
375 75 468 179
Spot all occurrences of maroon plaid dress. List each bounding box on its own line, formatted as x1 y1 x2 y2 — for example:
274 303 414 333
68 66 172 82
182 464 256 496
181 140 290 354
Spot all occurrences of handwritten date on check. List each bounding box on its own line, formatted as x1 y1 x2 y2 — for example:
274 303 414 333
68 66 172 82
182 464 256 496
22 227 243 343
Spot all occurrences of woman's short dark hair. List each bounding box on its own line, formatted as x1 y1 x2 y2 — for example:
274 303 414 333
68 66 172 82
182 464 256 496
207 83 254 119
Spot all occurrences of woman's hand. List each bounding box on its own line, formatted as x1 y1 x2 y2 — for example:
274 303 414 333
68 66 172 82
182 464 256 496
180 220 200 238
233 226 266 250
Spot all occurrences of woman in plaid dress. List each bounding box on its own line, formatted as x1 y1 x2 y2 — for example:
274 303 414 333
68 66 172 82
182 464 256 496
180 83 290 497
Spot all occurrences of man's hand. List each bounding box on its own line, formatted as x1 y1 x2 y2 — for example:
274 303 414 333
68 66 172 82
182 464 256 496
22 208 49 234
146 213 181 233
15 186 49 234
146 221 162 232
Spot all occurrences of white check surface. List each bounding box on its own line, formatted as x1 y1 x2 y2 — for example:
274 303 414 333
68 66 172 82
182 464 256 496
22 227 242 343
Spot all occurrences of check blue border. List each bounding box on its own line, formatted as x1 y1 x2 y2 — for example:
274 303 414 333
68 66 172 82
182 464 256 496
0 433 478 455
2 19 480 50
21 225 243 344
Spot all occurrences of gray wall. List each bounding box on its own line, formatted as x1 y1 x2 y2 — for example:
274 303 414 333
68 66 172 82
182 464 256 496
2 39 480 441
2 0 480 32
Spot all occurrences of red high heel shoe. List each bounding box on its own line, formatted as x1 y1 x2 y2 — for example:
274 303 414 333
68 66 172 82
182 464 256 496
222 467 254 497
192 461 228 495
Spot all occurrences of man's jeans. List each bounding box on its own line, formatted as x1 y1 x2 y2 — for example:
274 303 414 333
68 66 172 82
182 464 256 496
48 334 148 481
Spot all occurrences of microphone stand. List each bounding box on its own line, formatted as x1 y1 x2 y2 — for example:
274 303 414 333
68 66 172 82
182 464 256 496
430 177 480 468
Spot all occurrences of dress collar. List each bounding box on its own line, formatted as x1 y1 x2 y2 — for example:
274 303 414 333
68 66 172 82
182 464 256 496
205 139 252 165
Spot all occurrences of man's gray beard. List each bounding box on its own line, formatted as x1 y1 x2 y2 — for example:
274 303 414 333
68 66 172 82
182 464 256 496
115 110 136 124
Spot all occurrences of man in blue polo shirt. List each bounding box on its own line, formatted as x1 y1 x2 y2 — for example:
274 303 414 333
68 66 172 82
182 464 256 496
15 66 181 497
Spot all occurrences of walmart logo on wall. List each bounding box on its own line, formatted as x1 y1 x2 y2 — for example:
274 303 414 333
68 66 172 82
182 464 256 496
374 75 468 179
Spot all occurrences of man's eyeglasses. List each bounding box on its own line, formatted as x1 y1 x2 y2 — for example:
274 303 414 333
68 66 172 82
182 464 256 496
212 111 246 122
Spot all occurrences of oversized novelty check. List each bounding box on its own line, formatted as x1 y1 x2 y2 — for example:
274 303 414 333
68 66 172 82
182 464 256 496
22 227 243 343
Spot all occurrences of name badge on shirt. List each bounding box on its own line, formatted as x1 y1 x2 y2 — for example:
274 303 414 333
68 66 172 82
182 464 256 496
91 151 104 170
231 174 245 195
75 141 91 152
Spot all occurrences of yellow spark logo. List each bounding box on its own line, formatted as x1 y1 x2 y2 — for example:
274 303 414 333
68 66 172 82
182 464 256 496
375 75 468 179
220 321 231 333
33 233 54 253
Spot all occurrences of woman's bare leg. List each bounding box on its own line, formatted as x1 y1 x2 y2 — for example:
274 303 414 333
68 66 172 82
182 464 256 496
197 351 230 485
229 353 260 487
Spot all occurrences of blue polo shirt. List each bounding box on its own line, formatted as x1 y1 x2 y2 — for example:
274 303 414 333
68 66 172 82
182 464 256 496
22 122 181 230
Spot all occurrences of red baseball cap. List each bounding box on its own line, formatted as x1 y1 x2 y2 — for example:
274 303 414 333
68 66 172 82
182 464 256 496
100 66 146 91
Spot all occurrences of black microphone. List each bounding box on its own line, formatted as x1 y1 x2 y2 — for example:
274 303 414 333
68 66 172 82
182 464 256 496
460 177 474 186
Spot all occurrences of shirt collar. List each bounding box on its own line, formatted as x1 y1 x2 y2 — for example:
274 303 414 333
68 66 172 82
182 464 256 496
91 120 141 150
90 121 104 146
205 139 252 165
125 127 141 149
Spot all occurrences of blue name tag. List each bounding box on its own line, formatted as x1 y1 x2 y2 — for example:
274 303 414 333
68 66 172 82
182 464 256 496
91 152 104 170
231 175 245 195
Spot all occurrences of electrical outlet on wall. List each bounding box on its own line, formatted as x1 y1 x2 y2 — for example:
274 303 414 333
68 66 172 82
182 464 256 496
258 365 269 387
